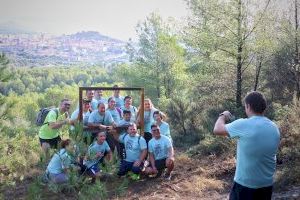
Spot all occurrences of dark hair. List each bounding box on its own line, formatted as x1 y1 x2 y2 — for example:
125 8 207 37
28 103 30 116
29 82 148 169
123 110 131 115
124 95 132 102
60 139 71 148
107 97 115 103
151 124 159 129
244 91 267 114
61 98 70 103
96 131 106 137
153 110 167 121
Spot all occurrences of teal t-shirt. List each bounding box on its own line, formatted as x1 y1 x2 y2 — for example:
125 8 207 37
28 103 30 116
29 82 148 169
47 149 72 174
121 105 138 122
70 109 91 130
114 96 124 108
117 119 132 135
88 110 114 126
97 97 107 105
225 116 280 189
159 121 172 141
119 134 147 162
107 108 121 124
144 109 157 133
85 141 110 168
148 135 172 160
90 98 99 111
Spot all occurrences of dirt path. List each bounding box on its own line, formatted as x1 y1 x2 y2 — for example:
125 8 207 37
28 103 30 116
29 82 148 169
1 152 300 200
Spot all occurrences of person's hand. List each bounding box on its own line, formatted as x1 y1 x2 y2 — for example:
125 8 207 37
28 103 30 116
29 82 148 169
152 166 158 174
133 160 142 167
96 152 104 158
166 158 174 166
220 111 233 122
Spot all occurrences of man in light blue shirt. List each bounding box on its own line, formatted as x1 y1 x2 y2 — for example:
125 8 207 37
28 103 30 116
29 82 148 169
95 90 107 106
145 124 174 180
121 96 138 122
213 91 280 200
117 123 147 176
86 90 98 111
112 85 124 108
88 102 117 152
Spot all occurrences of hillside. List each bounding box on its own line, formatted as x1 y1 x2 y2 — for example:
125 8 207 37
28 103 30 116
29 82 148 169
0 30 129 67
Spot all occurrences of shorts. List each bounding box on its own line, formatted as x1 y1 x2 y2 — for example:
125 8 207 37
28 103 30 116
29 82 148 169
117 160 144 176
229 182 273 200
39 136 61 149
154 158 167 170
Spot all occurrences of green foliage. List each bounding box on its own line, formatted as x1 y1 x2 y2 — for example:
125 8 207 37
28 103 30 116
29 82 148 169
188 135 235 157
275 102 300 187
78 180 108 200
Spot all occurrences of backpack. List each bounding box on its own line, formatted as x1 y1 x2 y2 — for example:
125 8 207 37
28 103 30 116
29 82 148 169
36 107 59 126
116 107 122 118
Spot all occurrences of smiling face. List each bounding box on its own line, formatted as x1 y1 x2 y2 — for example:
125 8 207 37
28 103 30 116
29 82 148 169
154 113 161 123
124 97 132 108
83 102 91 111
86 90 94 101
128 124 137 136
60 100 71 113
144 99 151 111
151 126 160 139
108 98 116 109
96 132 106 144
98 103 106 113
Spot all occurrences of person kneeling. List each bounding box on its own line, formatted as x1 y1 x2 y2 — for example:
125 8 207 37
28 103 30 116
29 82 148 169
82 131 112 182
46 139 75 184
117 123 147 177
145 124 174 180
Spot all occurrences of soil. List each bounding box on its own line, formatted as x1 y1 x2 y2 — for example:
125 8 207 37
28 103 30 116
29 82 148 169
1 151 299 200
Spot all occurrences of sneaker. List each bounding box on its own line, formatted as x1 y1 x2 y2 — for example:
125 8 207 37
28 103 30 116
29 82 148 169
163 172 172 181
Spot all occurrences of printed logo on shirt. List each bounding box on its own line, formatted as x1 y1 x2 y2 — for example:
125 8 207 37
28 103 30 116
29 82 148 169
126 140 133 150
154 144 161 157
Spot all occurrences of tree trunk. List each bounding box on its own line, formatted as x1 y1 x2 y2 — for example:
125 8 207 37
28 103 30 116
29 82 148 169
236 0 243 108
254 57 263 91
295 0 300 100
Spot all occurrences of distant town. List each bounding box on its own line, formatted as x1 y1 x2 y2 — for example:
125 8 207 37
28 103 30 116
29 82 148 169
0 31 129 67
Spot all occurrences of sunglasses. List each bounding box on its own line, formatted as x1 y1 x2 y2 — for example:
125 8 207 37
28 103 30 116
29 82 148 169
152 129 159 132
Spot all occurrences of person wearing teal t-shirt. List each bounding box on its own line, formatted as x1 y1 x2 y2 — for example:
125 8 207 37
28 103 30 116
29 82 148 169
121 96 138 123
46 139 75 184
153 111 172 142
107 97 122 124
95 90 107 106
39 99 73 160
82 132 112 181
213 91 280 200
88 102 117 152
112 85 124 108
117 123 147 176
70 99 92 144
138 98 157 146
86 90 98 111
145 124 174 180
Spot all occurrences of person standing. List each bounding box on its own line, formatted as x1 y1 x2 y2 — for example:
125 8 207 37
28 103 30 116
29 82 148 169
213 91 280 200
153 111 172 141
121 96 138 123
39 99 73 160
112 85 124 108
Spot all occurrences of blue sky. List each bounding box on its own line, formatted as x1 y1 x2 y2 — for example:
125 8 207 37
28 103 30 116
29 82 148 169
0 0 189 41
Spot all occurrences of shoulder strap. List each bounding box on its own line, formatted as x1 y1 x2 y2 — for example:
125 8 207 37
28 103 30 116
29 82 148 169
55 108 59 121
123 133 128 141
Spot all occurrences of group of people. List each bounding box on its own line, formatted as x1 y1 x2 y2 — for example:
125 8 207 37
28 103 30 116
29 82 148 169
38 85 175 184
39 87 281 200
